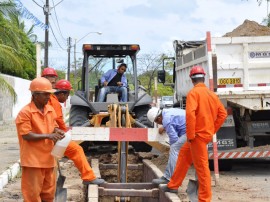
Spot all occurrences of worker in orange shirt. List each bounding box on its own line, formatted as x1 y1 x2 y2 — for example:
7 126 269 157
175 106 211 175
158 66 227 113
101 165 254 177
164 66 227 202
42 67 105 185
15 77 65 202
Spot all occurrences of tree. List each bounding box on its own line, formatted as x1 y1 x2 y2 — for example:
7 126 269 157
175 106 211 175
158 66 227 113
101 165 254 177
137 53 174 96
254 0 270 26
0 75 17 104
262 13 270 26
0 1 36 79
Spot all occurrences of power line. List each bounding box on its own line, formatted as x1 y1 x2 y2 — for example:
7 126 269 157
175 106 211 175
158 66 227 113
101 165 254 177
50 14 66 43
51 0 66 40
37 0 45 5
49 23 66 51
32 0 43 8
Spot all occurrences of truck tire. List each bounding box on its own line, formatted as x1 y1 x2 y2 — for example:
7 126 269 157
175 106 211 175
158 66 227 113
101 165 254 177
69 105 90 126
131 106 152 152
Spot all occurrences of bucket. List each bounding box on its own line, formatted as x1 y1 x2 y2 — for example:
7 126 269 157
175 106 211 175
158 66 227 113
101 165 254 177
51 130 72 159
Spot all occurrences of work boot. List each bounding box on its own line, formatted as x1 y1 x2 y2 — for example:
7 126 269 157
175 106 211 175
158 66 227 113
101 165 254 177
160 185 178 193
152 176 169 184
83 178 106 185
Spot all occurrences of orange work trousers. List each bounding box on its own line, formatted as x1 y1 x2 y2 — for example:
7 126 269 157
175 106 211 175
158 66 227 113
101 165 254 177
168 136 212 202
64 141 96 181
21 167 56 202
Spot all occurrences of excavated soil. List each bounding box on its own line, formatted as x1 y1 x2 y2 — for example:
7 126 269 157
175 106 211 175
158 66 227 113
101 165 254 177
223 19 270 37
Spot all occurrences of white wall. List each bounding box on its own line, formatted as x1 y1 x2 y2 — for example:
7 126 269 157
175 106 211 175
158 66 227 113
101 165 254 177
0 74 71 120
13 76 32 118
0 74 31 119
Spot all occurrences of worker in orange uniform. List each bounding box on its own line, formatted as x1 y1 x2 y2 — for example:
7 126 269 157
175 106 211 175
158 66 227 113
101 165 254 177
42 67 105 185
164 66 227 202
15 77 65 202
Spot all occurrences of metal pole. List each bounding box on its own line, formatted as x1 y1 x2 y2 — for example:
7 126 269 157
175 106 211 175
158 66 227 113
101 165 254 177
36 43 41 77
74 39 77 90
67 37 71 81
154 77 158 106
44 0 49 67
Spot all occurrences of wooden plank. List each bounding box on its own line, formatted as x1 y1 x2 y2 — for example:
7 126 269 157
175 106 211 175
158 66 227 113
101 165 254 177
98 187 159 197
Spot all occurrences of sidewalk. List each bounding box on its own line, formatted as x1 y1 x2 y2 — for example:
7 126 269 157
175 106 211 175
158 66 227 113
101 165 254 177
0 120 20 192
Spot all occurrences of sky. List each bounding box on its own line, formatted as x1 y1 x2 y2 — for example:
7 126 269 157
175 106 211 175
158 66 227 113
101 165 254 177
20 0 269 72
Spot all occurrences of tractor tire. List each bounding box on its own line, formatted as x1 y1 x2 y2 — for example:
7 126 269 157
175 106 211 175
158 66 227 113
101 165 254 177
69 105 91 151
131 105 152 152
69 105 90 126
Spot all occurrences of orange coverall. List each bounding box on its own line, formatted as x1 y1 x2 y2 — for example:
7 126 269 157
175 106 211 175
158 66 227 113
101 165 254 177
168 83 227 202
16 101 58 202
48 94 96 181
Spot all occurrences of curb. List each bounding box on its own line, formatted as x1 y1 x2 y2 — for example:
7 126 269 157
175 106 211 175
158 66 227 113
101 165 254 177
0 160 21 191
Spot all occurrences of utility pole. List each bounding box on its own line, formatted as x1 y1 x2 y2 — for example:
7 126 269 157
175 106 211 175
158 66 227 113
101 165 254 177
67 37 72 81
73 39 77 89
43 0 50 67
36 43 41 77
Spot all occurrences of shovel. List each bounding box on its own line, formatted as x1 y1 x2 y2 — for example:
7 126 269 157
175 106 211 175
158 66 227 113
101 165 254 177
55 160 67 202
186 179 198 202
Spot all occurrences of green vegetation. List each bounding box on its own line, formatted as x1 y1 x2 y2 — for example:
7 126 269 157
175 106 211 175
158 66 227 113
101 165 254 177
0 1 36 80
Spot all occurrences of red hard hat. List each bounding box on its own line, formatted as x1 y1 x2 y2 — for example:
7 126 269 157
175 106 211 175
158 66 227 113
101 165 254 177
189 66 206 78
42 67 58 77
55 79 72 91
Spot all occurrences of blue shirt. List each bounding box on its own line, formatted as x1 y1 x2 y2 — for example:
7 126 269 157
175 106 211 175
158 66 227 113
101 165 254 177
162 108 186 145
101 69 127 87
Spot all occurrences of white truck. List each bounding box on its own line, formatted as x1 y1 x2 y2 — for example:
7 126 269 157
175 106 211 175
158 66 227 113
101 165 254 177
158 32 270 169
160 96 174 109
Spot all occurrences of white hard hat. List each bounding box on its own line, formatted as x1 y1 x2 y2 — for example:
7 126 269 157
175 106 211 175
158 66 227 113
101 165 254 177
147 107 161 123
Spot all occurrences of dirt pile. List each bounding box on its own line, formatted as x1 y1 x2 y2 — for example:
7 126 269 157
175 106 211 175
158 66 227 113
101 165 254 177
223 19 270 37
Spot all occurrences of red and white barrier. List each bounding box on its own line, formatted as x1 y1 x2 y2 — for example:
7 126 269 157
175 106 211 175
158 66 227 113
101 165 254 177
209 150 270 159
71 127 168 142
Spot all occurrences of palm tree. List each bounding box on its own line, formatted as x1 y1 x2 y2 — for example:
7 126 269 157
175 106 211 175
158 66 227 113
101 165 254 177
0 76 17 104
0 1 20 103
8 11 38 43
262 14 270 26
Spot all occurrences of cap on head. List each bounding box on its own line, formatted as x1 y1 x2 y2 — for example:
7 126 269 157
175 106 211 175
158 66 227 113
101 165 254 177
55 79 73 91
147 107 161 123
29 77 56 93
42 67 58 77
189 65 206 78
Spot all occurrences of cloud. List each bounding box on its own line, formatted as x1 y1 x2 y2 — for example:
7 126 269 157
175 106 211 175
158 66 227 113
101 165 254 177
21 0 268 70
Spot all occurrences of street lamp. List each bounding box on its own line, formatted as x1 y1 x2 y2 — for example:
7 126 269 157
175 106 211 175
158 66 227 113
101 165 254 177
73 31 102 89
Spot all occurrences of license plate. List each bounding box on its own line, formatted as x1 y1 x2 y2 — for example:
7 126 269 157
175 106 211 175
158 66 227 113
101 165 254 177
222 115 234 127
263 98 270 109
218 78 241 85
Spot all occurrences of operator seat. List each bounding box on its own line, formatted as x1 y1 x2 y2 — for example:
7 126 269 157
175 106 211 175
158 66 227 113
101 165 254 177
95 79 128 102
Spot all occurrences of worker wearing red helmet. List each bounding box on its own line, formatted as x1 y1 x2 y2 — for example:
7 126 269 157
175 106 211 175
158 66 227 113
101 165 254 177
164 65 227 202
42 67 58 88
42 68 105 185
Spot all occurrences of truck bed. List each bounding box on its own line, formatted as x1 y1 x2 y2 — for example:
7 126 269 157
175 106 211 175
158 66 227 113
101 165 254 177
174 33 270 110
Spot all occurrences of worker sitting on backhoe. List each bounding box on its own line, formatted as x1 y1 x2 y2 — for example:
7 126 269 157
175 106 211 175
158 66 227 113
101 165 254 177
42 67 105 185
98 63 128 102
147 107 186 184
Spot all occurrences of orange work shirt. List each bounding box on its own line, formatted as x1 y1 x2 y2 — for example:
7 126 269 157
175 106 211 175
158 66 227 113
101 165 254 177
48 94 67 131
15 101 58 168
186 83 227 140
